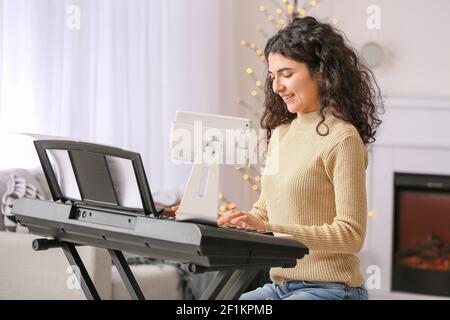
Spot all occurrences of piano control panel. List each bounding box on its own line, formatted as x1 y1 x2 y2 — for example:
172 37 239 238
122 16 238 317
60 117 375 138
70 206 138 230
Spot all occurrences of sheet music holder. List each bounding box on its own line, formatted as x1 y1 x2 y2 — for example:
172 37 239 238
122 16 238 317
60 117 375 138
33 139 163 218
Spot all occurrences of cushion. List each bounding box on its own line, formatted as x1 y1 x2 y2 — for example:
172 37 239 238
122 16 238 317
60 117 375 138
0 170 49 232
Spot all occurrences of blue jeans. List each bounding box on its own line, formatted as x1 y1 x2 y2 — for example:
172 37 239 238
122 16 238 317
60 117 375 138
239 281 369 300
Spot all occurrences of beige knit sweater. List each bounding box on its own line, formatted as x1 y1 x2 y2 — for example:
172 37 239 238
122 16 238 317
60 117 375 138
250 110 368 287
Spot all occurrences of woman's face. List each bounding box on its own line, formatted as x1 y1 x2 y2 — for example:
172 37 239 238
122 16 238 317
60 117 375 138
268 52 321 114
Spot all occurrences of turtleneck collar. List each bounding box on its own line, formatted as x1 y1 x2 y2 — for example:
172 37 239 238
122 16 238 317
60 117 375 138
298 109 323 120
291 109 333 131
291 109 326 130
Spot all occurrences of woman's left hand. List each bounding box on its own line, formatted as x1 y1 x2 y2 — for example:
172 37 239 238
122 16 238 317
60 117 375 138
162 205 180 217
218 209 266 231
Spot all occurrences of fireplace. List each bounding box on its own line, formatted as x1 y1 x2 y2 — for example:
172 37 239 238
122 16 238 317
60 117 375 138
392 173 450 297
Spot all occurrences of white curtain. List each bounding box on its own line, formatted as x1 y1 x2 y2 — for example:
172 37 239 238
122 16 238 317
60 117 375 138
0 0 225 192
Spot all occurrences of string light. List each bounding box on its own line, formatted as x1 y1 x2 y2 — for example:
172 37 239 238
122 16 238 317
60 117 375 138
246 68 259 83
256 24 269 38
241 40 265 61
258 5 281 27
217 192 239 212
235 96 251 108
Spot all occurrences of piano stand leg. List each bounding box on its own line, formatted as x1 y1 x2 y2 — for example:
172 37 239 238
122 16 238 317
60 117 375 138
61 242 101 300
108 249 145 300
200 270 234 300
220 269 261 300
200 269 261 300
33 239 144 300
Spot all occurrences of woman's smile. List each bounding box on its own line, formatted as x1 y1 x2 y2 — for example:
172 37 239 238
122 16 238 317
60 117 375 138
282 93 296 104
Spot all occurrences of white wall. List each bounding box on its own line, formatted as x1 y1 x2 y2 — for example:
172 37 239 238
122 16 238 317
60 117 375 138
310 0 450 99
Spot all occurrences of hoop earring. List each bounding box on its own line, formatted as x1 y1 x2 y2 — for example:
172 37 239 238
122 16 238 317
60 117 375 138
316 122 330 137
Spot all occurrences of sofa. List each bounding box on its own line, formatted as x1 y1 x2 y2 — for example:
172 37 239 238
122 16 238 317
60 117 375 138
0 167 184 300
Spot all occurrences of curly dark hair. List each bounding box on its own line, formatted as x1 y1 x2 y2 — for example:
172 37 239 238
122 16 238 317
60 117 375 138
262 16 383 145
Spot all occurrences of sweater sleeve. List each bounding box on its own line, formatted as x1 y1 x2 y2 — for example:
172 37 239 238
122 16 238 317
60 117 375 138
249 193 269 222
263 134 369 253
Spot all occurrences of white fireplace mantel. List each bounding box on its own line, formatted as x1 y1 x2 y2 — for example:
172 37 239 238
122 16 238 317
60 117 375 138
361 97 450 300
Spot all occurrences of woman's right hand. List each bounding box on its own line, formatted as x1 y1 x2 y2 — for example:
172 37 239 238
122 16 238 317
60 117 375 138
218 209 266 231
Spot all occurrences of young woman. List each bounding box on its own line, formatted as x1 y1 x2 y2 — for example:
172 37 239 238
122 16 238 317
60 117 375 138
216 16 383 300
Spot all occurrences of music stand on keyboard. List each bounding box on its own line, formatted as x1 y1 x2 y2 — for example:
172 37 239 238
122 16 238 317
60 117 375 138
34 139 162 217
